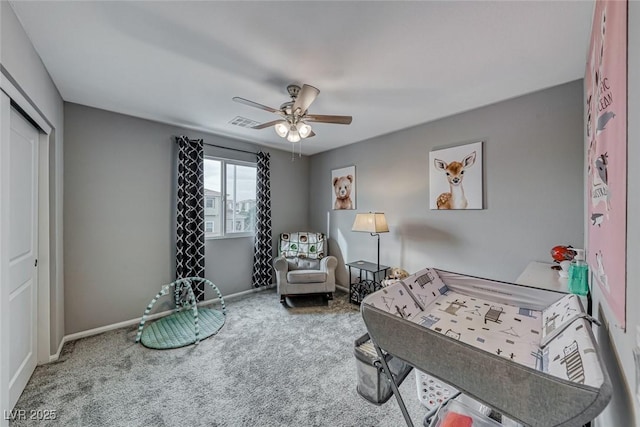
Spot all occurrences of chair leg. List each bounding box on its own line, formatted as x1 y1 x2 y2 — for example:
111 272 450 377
327 293 334 301
280 295 287 305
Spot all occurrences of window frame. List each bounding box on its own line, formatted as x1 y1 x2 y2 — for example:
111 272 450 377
204 156 257 240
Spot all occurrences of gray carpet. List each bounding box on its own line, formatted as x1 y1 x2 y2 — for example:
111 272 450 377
11 289 429 427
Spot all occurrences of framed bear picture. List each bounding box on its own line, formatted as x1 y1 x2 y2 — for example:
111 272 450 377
331 165 356 210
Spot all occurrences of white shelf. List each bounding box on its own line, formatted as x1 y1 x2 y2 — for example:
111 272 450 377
516 261 588 309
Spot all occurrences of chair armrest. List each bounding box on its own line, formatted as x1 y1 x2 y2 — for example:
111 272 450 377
321 256 337 292
320 256 338 272
274 256 289 273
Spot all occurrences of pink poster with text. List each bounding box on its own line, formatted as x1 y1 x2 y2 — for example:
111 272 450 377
585 0 627 329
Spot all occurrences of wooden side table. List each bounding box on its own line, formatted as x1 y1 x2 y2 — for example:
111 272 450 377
347 260 389 305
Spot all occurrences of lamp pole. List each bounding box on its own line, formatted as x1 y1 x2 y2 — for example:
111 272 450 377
371 232 380 274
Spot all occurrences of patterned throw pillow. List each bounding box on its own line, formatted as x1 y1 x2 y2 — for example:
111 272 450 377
280 232 325 259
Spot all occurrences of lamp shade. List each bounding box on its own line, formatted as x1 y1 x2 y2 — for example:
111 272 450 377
352 212 389 233
298 122 312 138
274 122 289 137
287 128 301 143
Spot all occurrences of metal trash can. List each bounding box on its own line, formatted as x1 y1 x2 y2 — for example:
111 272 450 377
354 333 413 405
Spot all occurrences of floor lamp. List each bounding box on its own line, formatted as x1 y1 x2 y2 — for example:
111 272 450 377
352 212 389 272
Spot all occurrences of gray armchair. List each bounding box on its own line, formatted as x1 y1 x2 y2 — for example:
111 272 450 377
274 232 337 304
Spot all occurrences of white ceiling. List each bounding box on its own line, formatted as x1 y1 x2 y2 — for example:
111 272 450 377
10 1 594 155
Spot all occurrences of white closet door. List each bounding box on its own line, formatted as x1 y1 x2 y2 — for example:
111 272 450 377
3 103 39 411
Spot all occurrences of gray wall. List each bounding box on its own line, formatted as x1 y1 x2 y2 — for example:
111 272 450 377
1 2 65 356
309 81 584 286
592 3 640 426
64 103 308 334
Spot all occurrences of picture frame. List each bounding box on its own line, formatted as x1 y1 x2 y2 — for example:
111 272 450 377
585 0 627 329
429 141 483 210
331 165 356 210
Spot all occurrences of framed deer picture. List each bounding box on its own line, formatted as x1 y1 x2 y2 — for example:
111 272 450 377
429 141 483 210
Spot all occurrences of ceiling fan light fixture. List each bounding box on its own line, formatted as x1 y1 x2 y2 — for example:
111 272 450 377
232 83 352 146
287 128 301 143
274 122 289 138
298 122 312 139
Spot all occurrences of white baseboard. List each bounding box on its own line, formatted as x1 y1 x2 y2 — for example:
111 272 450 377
48 284 275 363
48 335 66 363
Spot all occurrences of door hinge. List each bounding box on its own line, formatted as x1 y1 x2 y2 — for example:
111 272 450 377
34 259 38 267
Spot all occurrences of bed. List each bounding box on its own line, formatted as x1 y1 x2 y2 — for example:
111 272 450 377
360 268 612 427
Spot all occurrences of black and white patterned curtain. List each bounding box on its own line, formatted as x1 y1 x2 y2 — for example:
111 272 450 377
252 151 273 288
175 136 205 301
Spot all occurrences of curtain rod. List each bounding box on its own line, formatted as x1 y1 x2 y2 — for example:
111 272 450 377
175 136 258 155
203 142 258 156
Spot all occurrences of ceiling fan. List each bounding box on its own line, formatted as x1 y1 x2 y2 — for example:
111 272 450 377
232 84 352 143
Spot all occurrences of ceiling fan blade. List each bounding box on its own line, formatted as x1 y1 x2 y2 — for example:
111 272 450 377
304 114 352 125
251 120 285 130
292 84 320 115
232 97 279 113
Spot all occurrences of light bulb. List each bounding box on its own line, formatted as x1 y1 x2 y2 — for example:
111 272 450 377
274 122 289 138
298 122 312 138
287 129 301 143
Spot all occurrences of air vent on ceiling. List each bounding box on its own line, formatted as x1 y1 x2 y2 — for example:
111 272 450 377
229 116 260 128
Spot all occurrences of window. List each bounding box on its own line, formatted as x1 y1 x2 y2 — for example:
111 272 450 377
205 221 214 233
204 157 257 238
